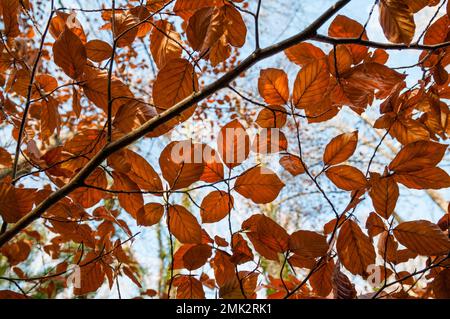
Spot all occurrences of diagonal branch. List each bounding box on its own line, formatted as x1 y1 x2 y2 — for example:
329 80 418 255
0 0 351 248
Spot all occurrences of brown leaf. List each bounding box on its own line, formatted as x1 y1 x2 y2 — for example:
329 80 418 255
0 182 35 223
365 212 387 237
137 203 164 226
332 264 357 299
242 214 289 261
112 13 139 47
53 27 87 79
393 220 450 256
182 244 212 270
168 205 202 244
433 269 450 299
112 171 143 217
159 140 204 190
234 166 284 204
150 20 182 68
279 154 305 176
328 15 368 63
326 165 367 191
289 230 329 258
323 131 358 165
389 141 447 172
369 175 399 219
379 0 415 44
152 58 198 127
394 167 450 190
292 59 330 109
284 42 325 67
309 259 334 297
217 119 250 169
200 190 233 223
85 39 113 62
1 0 19 38
336 220 376 276
255 105 287 128
258 68 289 105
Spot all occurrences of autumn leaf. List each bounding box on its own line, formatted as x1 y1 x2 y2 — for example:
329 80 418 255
0 183 35 223
159 140 204 190
200 190 233 223
393 220 450 256
389 141 447 172
242 214 289 261
217 119 250 169
309 259 334 297
85 39 113 62
365 212 387 237
336 220 376 276
53 27 87 79
255 105 287 128
150 20 183 68
379 0 415 44
258 68 289 105
326 165 367 191
234 166 284 204
394 167 450 190
168 205 202 244
137 203 164 226
289 230 328 258
323 131 358 165
279 154 305 176
152 58 198 127
369 175 399 219
284 42 325 67
292 59 330 109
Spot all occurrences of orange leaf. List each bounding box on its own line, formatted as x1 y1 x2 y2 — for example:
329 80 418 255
393 220 450 255
85 39 113 62
0 182 35 223
200 144 224 183
200 190 233 223
336 220 376 276
112 171 143 217
234 166 284 204
292 59 330 109
365 212 387 237
323 131 358 165
394 167 450 190
242 214 289 261
152 58 198 127
217 119 250 169
53 27 87 79
182 244 212 270
326 165 367 191
150 20 182 68
289 230 328 258
159 140 204 190
369 175 399 219
328 15 368 64
309 259 334 297
137 203 164 226
168 205 202 244
284 42 325 67
389 140 447 172
433 269 450 298
279 154 305 176
379 0 415 44
255 105 287 128
258 68 289 105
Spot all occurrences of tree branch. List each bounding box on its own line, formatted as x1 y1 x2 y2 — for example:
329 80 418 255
0 0 351 248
